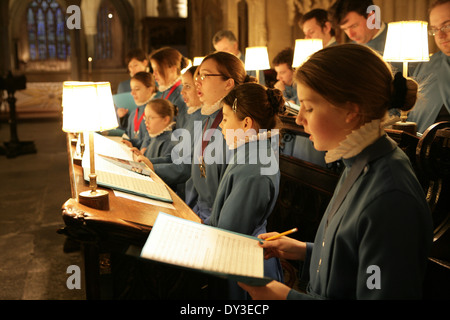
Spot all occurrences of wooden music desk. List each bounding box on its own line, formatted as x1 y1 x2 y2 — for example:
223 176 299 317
60 133 202 299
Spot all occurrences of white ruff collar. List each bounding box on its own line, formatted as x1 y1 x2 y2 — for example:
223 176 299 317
325 115 399 163
148 122 175 138
228 130 279 150
187 104 203 114
158 77 181 93
201 94 227 115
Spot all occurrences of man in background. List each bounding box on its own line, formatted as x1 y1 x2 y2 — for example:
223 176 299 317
407 0 450 133
299 8 337 47
212 30 266 85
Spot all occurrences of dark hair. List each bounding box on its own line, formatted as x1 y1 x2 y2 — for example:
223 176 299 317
184 65 198 77
131 71 156 89
295 44 418 125
125 48 148 66
212 30 238 46
149 47 189 81
222 83 284 130
147 98 177 120
328 0 374 26
429 0 450 13
272 48 294 69
201 51 257 86
299 8 336 36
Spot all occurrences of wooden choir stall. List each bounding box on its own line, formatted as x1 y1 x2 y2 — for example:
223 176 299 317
59 116 450 299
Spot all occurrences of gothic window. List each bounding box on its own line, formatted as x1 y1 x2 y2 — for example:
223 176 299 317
26 0 71 61
95 2 114 60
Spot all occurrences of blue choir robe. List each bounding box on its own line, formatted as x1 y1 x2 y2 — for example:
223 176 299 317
154 81 189 130
364 22 387 55
288 135 433 299
186 109 232 223
408 51 450 133
151 108 205 199
283 83 299 105
143 130 174 160
125 105 150 149
208 138 285 294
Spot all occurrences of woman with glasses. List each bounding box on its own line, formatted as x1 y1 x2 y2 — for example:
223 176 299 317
121 71 156 150
186 51 256 224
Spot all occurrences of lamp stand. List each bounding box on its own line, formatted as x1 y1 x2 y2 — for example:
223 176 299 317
392 61 417 135
78 132 109 210
72 132 85 166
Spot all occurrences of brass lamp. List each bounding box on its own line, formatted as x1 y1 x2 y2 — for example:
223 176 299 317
62 81 119 210
383 21 430 134
292 39 323 68
245 46 271 84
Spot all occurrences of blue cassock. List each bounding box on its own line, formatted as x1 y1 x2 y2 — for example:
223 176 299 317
186 109 231 223
151 108 205 199
143 130 174 160
365 23 387 55
125 105 150 149
407 51 450 133
287 135 433 299
208 138 285 293
154 81 188 130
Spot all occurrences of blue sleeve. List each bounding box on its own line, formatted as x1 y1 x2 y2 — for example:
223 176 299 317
212 175 275 235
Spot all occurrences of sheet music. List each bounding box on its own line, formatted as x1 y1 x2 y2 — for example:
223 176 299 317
84 169 172 203
141 213 264 278
83 132 134 161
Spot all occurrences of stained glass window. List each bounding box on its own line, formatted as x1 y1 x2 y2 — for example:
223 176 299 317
27 0 71 61
95 2 113 60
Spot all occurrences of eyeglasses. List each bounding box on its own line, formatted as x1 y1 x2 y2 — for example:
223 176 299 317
195 73 224 81
428 24 450 36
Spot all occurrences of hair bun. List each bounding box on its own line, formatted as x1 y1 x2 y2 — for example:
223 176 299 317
390 72 407 110
266 88 284 115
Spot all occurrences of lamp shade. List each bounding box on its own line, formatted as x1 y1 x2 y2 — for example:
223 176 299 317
292 39 323 68
245 46 271 71
193 56 205 66
383 21 429 62
62 81 119 133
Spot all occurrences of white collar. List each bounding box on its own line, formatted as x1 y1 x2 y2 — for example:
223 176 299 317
157 77 181 93
325 115 399 163
228 130 279 150
201 94 227 115
326 36 336 47
148 122 175 138
187 104 203 114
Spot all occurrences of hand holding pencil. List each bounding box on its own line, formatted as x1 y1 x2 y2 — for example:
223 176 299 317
258 228 307 262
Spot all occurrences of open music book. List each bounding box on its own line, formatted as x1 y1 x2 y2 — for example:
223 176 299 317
140 212 272 286
82 133 172 203
98 154 151 176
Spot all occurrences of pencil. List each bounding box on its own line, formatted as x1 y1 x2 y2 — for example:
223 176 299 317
265 228 298 241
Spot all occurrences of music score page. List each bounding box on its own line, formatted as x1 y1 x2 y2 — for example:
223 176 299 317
141 213 264 279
